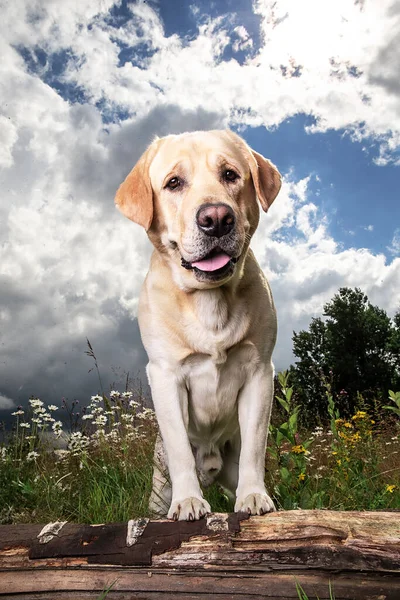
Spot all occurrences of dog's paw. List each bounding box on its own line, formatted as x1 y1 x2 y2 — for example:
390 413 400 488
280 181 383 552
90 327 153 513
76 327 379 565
168 497 211 521
235 492 276 515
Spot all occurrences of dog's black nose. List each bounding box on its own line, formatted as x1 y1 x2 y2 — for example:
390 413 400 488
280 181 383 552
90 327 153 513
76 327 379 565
196 203 235 238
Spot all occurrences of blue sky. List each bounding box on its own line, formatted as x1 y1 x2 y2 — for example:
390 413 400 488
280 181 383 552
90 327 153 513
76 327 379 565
0 0 399 413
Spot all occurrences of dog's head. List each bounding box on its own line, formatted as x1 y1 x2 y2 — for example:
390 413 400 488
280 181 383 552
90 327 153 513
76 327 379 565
115 130 281 289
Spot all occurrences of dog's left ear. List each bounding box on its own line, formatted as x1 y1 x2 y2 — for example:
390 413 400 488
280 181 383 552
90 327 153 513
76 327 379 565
249 150 281 212
224 130 281 212
115 141 159 231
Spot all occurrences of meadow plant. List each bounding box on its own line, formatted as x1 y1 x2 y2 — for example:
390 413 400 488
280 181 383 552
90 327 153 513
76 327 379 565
268 371 315 509
384 390 400 419
266 372 399 511
0 390 157 524
0 374 399 524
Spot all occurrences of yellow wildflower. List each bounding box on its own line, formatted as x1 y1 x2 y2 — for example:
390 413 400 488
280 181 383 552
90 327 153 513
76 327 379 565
332 451 338 455
386 485 396 494
344 422 353 429
337 459 342 466
335 418 344 426
352 410 367 420
298 473 306 481
350 432 361 443
291 445 306 454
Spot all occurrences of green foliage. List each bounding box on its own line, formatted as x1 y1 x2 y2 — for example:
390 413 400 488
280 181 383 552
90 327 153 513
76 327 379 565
383 390 400 419
296 580 335 600
1 372 399 524
267 371 400 512
291 287 400 422
269 371 316 510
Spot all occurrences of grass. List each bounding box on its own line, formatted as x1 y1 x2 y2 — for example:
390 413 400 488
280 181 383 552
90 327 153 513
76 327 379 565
296 581 335 600
0 373 399 525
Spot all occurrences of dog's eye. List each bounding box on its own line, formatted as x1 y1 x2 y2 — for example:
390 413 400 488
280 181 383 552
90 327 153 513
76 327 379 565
166 177 181 190
223 169 239 182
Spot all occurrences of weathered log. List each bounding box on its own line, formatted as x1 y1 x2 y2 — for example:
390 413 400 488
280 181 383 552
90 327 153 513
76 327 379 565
0 510 399 599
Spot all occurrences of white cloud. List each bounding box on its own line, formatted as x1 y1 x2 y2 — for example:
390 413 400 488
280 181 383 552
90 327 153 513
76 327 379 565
0 394 15 410
388 228 400 256
0 0 399 404
251 174 400 369
0 28 227 404
2 0 400 161
0 115 18 168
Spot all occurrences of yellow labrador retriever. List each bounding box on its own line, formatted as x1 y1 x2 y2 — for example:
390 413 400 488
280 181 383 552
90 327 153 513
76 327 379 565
115 130 281 521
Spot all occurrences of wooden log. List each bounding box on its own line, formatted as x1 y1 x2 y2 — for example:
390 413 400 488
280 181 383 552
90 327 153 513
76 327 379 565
0 510 399 599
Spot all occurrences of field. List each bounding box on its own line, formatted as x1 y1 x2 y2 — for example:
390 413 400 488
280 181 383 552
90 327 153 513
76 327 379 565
0 372 399 525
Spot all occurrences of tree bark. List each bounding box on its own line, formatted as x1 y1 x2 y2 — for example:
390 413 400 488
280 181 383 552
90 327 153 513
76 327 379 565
0 510 399 599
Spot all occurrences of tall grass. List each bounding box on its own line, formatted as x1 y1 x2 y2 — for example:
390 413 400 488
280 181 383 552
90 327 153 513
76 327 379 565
0 372 399 524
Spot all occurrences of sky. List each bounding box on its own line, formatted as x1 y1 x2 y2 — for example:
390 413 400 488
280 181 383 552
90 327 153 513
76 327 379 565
0 0 399 415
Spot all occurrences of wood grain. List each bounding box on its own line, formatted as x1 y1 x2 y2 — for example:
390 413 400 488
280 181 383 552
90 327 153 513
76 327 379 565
0 510 399 599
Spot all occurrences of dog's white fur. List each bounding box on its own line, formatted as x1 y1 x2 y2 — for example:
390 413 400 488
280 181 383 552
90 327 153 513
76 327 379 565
115 130 281 520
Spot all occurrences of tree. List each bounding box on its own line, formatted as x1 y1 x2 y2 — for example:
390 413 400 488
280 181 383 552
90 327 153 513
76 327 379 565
290 287 399 421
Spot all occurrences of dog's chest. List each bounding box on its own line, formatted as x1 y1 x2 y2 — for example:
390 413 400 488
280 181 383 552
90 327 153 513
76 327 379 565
182 341 258 445
183 288 251 363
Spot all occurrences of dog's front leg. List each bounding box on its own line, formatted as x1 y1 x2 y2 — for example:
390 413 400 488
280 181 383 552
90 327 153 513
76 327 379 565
147 363 211 521
235 364 276 515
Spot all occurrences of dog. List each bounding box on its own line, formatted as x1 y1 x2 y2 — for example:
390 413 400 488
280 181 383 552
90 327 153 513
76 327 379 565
115 129 281 521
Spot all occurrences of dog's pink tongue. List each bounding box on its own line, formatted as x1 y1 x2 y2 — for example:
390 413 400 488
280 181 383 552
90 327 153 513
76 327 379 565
192 252 231 272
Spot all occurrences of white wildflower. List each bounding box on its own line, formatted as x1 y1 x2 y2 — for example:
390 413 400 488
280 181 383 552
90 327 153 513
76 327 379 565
312 427 324 437
137 408 156 421
110 390 121 399
43 415 55 422
82 414 94 420
29 398 44 408
105 429 119 442
31 417 42 424
12 410 24 416
122 391 133 399
121 414 134 423
48 405 58 411
91 395 102 403
91 429 104 438
26 451 39 462
52 421 63 438
19 422 30 429
94 415 107 427
129 400 140 408
68 432 90 454
0 447 6 462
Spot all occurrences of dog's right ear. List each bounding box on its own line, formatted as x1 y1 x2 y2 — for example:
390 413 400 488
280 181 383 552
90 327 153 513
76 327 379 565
115 142 158 231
